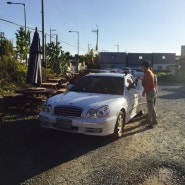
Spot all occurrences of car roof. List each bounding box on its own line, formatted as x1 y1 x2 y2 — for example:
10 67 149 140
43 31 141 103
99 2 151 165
130 67 143 71
86 72 129 78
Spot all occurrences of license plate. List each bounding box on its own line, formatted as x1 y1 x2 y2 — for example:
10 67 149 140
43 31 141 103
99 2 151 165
55 118 72 129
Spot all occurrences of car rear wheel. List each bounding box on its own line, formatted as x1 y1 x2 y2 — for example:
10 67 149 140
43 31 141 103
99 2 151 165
113 111 125 139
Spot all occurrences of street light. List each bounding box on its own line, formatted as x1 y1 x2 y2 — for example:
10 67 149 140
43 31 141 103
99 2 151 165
69 30 79 72
7 1 27 65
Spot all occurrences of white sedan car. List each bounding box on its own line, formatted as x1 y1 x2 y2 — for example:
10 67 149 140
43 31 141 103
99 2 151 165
39 73 147 139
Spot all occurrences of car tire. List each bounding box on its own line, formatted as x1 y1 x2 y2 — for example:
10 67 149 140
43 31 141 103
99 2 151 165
113 111 125 139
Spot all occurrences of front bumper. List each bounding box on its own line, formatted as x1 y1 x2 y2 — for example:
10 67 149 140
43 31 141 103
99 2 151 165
39 111 117 136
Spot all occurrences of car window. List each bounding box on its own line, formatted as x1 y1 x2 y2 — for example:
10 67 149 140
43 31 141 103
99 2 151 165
70 76 124 95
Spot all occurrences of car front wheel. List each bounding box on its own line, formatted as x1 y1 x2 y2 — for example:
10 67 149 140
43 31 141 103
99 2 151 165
113 111 125 139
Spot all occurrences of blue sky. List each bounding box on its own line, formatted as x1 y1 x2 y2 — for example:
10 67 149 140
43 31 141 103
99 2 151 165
0 0 185 55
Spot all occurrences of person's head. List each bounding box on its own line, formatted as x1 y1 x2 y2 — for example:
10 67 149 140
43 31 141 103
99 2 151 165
140 61 150 71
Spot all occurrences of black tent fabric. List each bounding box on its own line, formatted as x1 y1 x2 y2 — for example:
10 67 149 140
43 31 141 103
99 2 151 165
26 27 42 86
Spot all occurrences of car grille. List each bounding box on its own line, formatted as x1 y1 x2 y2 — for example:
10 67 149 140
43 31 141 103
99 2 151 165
54 106 82 117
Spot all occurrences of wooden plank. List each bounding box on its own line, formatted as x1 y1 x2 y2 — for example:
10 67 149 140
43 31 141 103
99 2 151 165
41 82 58 89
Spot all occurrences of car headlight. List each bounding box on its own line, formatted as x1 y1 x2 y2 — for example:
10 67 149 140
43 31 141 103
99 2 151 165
42 102 52 113
87 105 110 118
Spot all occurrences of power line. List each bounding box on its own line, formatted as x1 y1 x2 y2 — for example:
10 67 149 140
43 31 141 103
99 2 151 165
0 18 87 53
0 18 36 32
0 18 24 28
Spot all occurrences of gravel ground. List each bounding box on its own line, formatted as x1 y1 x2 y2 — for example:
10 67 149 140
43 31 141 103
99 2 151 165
0 83 185 185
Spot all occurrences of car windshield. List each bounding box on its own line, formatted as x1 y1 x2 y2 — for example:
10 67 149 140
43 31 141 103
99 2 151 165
70 76 124 95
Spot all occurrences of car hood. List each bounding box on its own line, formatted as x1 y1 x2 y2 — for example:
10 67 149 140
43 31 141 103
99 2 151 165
46 91 124 108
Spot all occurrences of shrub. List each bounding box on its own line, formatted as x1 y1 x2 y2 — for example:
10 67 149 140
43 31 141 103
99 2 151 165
0 56 28 94
0 57 27 84
156 68 185 83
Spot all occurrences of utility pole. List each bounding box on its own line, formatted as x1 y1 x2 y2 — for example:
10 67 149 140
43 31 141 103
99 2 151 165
0 32 5 40
56 34 58 45
69 31 79 72
52 34 58 46
49 26 56 43
88 43 92 52
0 32 5 55
92 25 99 51
41 0 45 79
115 44 119 52
44 33 47 78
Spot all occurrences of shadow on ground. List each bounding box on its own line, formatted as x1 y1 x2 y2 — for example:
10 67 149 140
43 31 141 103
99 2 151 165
0 119 114 185
158 84 185 99
123 115 151 137
0 92 151 185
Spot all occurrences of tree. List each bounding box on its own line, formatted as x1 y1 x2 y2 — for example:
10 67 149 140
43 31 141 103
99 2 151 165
0 38 14 57
15 27 31 62
81 49 93 65
82 49 100 69
60 52 70 74
46 41 70 74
